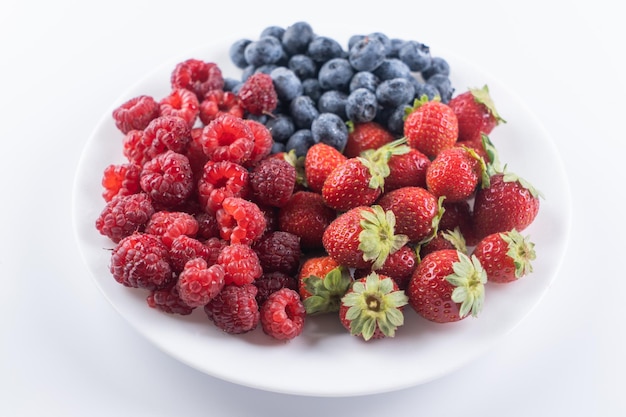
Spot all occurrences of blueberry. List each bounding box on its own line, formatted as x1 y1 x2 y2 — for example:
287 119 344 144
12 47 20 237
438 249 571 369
318 58 354 91
266 115 295 143
311 113 349 151
254 64 279 75
241 65 255 81
348 37 386 72
398 41 432 72
422 57 450 79
413 82 440 101
346 88 378 123
348 34 365 51
388 38 405 58
367 32 393 56
349 71 380 93
301 79 323 102
307 36 345 63
426 74 454 103
289 95 320 129
230 39 252 69
244 36 284 67
386 104 411 136
271 67 303 102
260 25 285 40
372 58 412 81
286 129 316 157
223 77 241 92
282 21 315 55
271 141 286 155
376 77 415 107
288 54 317 80
317 90 348 120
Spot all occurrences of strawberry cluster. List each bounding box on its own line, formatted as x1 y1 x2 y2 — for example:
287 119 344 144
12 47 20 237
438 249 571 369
96 24 540 343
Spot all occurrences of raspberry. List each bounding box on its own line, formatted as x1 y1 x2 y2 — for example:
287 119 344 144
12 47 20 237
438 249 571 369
193 211 220 240
252 231 301 275
199 89 243 125
169 235 212 272
216 197 267 244
101 162 141 202
200 113 255 164
159 88 200 127
278 191 336 249
260 288 306 340
254 271 298 306
237 73 278 115
110 233 174 290
145 211 199 247
243 119 273 166
204 284 260 334
112 95 159 134
170 59 224 100
249 157 296 207
258 204 279 237
176 258 225 307
204 237 228 266
139 150 194 208
142 116 191 161
147 285 195 316
96 193 155 243
122 130 149 166
197 160 249 213
217 243 263 286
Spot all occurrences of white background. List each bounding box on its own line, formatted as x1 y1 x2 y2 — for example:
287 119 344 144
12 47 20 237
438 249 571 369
1 1 623 416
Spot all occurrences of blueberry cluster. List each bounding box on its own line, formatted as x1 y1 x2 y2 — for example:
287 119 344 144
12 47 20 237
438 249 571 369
226 22 453 156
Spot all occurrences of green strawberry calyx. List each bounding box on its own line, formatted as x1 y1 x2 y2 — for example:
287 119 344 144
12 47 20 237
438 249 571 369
481 134 503 177
442 227 468 254
358 138 410 191
302 265 353 315
446 252 488 318
358 205 410 270
403 94 442 119
341 272 409 341
501 229 536 278
462 144 491 189
502 168 544 199
469 85 506 124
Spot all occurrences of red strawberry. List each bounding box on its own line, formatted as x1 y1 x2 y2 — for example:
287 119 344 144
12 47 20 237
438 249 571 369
472 229 536 283
298 256 352 314
425 146 487 202
343 121 395 158
385 148 431 191
407 249 487 323
278 191 336 249
339 272 409 341
404 96 458 159
473 171 541 240
438 200 478 246
366 244 418 290
322 205 409 270
448 85 506 143
419 228 467 259
304 143 347 193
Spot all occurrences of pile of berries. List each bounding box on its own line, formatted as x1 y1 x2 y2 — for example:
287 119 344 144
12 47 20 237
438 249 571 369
95 22 541 342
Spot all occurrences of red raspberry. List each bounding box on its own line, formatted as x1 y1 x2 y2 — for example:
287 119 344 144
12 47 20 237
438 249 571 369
176 258 225 307
101 162 141 202
254 271 298 306
249 157 296 207
122 130 149 166
159 88 199 127
204 237 228 266
140 150 194 208
110 233 174 290
145 211 199 247
169 235 212 272
170 59 224 101
186 127 209 182
199 89 244 125
258 204 279 237
204 284 260 334
216 197 267 245
197 160 250 213
193 211 220 240
260 288 306 340
217 243 263 286
147 285 195 316
96 193 155 243
112 95 159 134
200 113 255 164
142 116 191 161
243 119 273 166
252 231 301 276
278 191 336 249
237 73 278 115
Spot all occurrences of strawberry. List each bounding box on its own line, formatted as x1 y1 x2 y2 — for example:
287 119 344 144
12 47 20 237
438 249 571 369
322 138 409 211
425 146 488 202
367 244 418 290
304 143 347 193
419 227 467 259
376 186 443 243
339 272 409 341
404 95 458 159
407 249 487 323
278 191 336 249
472 171 541 240
298 256 352 314
438 200 478 246
322 205 409 270
385 148 431 191
448 85 506 143
472 229 536 283
343 121 395 158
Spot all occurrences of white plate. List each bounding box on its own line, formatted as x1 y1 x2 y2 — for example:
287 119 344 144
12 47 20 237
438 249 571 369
72 37 571 397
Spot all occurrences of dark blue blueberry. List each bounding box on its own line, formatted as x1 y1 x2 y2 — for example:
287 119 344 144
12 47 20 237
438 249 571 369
301 79 323 102
385 104 411 136
348 37 386 72
265 115 295 144
230 39 252 69
367 32 393 56
318 58 354 91
317 90 348 120
223 77 241 92
270 67 303 102
311 113 349 151
289 95 320 129
426 74 454 103
387 38 405 58
241 65 255 81
422 57 450 79
307 36 345 63
345 88 378 123
244 36 284 67
260 25 285 40
349 71 380 93
282 21 315 56
254 64 279 75
372 58 412 81
413 82 440 101
348 34 365 50
376 77 415 108
271 141 286 155
398 41 432 72
288 54 317 80
286 129 316 157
